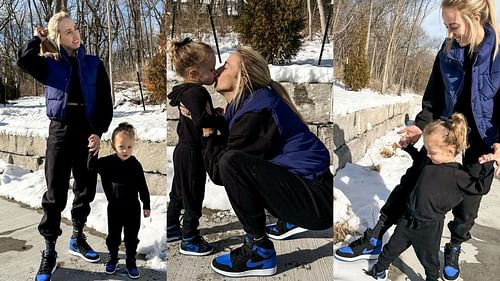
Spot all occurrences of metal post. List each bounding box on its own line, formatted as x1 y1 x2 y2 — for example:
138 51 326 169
207 4 222 63
318 4 333 65
107 0 115 105
171 0 176 39
136 63 146 111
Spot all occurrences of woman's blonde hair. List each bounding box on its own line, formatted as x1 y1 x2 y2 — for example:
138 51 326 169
232 46 305 124
442 0 500 58
423 113 469 156
169 38 215 79
40 11 72 60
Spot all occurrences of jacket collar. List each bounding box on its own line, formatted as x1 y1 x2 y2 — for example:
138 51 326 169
446 24 497 65
59 44 86 63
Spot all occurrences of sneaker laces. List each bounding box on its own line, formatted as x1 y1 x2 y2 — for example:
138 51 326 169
349 231 374 249
445 244 461 267
231 242 254 261
38 252 55 274
76 235 94 252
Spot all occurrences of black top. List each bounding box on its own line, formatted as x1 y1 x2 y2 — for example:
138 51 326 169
405 145 490 222
89 154 150 210
167 83 226 149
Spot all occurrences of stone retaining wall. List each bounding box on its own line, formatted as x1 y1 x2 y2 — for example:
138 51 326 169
0 134 166 195
332 98 418 172
167 82 335 162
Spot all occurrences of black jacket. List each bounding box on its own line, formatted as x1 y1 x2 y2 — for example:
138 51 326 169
168 83 226 148
89 154 150 210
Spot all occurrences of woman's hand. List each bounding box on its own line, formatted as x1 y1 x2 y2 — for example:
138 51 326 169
397 125 422 145
34 26 47 42
143 209 151 218
179 102 191 119
202 128 215 137
479 143 500 177
88 134 101 156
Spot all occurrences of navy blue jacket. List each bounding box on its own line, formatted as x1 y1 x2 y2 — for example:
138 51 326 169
415 25 500 147
17 37 113 136
203 87 330 182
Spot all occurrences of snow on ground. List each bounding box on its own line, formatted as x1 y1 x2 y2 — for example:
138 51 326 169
0 85 166 142
0 160 167 271
0 84 166 270
167 33 333 83
333 84 417 116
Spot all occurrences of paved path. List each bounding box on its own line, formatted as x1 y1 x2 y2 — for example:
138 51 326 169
167 209 333 281
0 197 165 281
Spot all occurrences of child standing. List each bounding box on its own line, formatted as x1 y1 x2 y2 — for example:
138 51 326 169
88 122 150 279
166 38 225 256
366 113 495 281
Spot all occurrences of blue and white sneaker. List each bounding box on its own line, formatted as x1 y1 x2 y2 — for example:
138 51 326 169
443 243 461 281
105 259 118 275
265 220 307 240
126 262 140 279
167 225 181 242
35 250 57 281
180 235 213 256
211 236 277 277
335 229 382 261
68 236 100 263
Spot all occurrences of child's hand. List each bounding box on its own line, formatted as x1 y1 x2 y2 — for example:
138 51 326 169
202 128 215 137
88 134 101 156
479 143 500 177
143 209 150 218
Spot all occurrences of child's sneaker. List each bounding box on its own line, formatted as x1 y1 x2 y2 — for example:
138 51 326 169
265 220 307 240
167 225 181 242
335 229 382 261
443 243 461 281
35 250 57 281
180 235 213 256
211 236 277 277
68 235 100 262
126 262 140 279
105 259 118 275
364 266 388 281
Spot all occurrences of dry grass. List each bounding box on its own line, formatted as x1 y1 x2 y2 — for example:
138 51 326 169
334 221 358 244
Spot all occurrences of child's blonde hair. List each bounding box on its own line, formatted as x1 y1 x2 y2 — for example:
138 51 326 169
423 113 468 155
442 0 500 58
40 11 72 60
111 122 136 146
169 38 215 79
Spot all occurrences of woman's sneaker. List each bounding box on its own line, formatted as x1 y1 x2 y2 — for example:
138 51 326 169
443 243 461 281
180 235 213 256
68 235 100 262
265 220 307 240
35 250 57 281
167 225 181 242
335 229 382 261
211 236 277 277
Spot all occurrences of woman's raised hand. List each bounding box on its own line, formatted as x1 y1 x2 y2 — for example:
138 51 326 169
34 26 47 42
397 125 422 145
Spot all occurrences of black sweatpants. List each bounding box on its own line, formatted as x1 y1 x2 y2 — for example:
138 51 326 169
375 216 443 281
106 204 140 263
167 144 207 237
218 150 333 238
38 108 97 240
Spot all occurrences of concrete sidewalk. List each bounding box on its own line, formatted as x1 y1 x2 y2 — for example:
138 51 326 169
167 209 333 281
0 197 165 281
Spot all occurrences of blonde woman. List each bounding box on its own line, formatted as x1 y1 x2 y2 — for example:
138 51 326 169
185 47 333 277
17 11 112 281
336 1 500 280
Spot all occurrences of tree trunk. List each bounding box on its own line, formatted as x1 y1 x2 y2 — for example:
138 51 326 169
316 0 326 38
307 0 312 40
